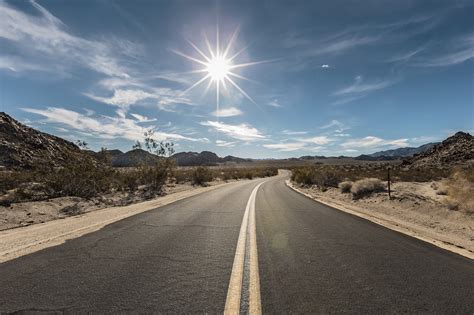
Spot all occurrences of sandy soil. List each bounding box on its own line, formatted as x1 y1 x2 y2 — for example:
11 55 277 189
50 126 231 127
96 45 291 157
0 179 229 231
289 180 474 258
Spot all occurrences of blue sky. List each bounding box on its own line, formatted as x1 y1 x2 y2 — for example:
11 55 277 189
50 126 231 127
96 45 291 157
0 0 473 158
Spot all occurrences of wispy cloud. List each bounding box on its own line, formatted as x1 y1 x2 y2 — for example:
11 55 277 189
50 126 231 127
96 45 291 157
333 77 396 96
216 140 238 147
320 120 344 130
85 87 194 113
211 107 243 117
341 136 408 149
201 121 266 141
267 99 282 107
22 107 205 142
0 0 138 78
0 55 47 72
416 33 474 67
282 130 308 135
263 142 307 152
297 135 332 145
130 113 157 123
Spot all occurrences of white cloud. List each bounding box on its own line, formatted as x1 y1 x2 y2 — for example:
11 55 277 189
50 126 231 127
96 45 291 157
417 34 474 67
22 107 205 143
263 142 307 152
320 120 344 130
268 99 282 107
216 140 238 147
341 136 409 149
0 55 46 72
333 78 395 96
0 0 136 78
130 113 157 123
86 89 154 108
298 136 332 145
282 130 308 135
321 64 330 68
211 107 243 117
201 121 265 141
85 87 194 112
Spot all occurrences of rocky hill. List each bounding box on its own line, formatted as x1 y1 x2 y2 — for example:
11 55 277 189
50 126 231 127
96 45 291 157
0 112 83 169
403 132 473 168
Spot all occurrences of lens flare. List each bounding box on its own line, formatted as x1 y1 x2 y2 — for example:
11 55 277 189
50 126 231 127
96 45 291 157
173 27 271 117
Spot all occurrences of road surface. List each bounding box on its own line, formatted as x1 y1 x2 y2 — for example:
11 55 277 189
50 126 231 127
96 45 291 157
1 173 473 313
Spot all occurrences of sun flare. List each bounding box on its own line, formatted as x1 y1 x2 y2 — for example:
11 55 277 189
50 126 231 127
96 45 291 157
206 55 231 82
172 27 270 117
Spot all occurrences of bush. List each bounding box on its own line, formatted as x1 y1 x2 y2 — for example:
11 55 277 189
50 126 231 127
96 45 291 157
192 167 213 186
338 181 353 193
351 178 385 199
41 156 115 199
445 167 474 214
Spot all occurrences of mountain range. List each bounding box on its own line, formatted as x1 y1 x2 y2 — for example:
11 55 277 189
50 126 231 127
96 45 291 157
1 112 472 169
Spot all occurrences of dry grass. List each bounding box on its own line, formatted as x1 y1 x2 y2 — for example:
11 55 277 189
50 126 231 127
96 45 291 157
445 167 474 214
338 181 353 193
350 178 385 199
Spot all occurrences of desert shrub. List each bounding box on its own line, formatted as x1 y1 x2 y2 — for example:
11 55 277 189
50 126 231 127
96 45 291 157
339 181 353 193
291 167 342 188
445 167 474 214
192 166 213 186
42 156 115 199
115 170 140 191
142 159 174 192
351 178 385 199
291 167 317 186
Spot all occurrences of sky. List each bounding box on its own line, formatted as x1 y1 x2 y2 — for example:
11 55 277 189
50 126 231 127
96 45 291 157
0 0 473 158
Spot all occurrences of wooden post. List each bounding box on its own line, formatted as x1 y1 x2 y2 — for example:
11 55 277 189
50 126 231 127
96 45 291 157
387 167 391 200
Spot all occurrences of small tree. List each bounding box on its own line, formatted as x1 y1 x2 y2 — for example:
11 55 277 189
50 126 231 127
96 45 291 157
137 129 176 193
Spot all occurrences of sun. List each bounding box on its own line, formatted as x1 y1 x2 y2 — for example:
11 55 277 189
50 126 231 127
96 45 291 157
206 55 231 82
172 27 270 117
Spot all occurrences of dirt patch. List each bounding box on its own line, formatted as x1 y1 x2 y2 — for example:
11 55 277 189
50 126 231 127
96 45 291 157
288 180 474 259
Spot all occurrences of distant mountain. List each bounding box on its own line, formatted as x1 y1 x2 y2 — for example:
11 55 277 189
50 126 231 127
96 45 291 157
403 132 474 168
299 155 327 160
171 151 251 166
355 143 438 161
111 149 160 167
0 112 85 169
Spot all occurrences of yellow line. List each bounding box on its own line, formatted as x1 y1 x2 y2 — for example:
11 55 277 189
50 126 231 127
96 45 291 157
224 182 265 314
248 183 262 315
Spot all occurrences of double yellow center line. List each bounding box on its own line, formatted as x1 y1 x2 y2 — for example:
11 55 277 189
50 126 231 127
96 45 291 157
224 182 265 315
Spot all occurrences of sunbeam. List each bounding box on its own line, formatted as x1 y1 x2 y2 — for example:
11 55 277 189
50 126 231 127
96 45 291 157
174 27 265 117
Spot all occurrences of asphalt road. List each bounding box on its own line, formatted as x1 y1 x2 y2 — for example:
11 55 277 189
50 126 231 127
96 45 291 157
1 174 473 313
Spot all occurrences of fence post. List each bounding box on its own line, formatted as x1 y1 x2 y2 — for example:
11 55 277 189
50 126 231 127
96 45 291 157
387 166 391 200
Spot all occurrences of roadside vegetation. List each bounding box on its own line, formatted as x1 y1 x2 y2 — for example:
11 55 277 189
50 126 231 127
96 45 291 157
0 130 277 206
291 163 473 214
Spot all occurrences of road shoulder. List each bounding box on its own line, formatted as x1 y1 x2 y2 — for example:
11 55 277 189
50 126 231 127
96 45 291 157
286 180 474 260
0 181 239 263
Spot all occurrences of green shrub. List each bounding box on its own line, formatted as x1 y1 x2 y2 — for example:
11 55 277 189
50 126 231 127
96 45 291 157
192 166 213 186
